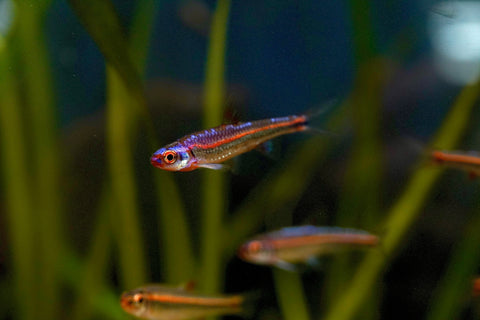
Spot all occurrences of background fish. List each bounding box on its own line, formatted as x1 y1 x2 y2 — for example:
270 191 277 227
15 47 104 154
431 150 480 178
120 284 245 320
238 225 379 271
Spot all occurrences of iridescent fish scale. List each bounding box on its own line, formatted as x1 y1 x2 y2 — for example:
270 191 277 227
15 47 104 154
180 116 306 164
151 113 309 171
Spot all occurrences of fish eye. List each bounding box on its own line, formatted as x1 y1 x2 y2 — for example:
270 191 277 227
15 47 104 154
132 293 145 306
163 150 177 164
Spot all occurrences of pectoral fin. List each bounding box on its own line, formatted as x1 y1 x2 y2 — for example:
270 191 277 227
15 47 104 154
274 260 300 272
196 163 229 170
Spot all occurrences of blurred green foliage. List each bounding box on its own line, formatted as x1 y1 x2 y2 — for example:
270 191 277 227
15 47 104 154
1 1 480 320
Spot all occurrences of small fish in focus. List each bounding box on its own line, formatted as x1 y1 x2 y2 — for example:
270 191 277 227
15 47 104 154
431 149 480 178
120 283 246 320
150 111 326 172
238 225 379 271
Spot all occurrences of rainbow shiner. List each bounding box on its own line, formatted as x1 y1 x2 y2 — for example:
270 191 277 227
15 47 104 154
238 225 379 271
120 284 245 320
150 114 310 171
431 149 480 178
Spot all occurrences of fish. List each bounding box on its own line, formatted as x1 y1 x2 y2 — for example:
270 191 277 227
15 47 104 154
431 150 480 178
473 277 480 297
237 225 379 272
120 283 245 320
150 113 313 171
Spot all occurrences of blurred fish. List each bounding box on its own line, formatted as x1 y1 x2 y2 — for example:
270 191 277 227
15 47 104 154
151 112 325 171
431 150 480 178
238 225 379 271
178 0 211 36
473 277 480 297
120 283 245 320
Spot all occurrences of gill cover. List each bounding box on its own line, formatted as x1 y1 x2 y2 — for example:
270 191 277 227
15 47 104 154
150 144 194 171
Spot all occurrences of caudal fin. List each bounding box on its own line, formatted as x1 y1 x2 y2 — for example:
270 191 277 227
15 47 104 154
302 99 340 137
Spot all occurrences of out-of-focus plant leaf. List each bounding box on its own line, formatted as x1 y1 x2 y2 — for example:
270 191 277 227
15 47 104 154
71 187 113 320
60 251 130 320
349 0 376 63
106 66 148 288
200 0 231 295
67 0 144 103
426 209 480 320
273 270 310 320
324 80 480 320
130 0 196 283
129 0 156 73
0 37 37 320
70 0 195 285
155 170 196 282
16 2 63 319
325 22 384 316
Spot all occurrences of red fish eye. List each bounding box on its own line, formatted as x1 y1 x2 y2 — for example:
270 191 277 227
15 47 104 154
163 150 177 164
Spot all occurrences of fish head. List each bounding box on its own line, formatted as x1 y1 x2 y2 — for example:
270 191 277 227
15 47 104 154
120 289 148 317
151 143 195 171
237 240 275 265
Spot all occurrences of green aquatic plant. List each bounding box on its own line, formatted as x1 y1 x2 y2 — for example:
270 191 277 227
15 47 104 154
427 209 480 320
326 1 382 317
200 0 231 296
0 32 37 320
324 80 480 320
2 1 480 320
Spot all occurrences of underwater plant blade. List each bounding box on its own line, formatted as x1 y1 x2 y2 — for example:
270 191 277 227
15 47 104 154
326 1 383 308
71 187 113 320
349 0 376 63
67 0 144 101
106 66 148 288
16 3 63 319
0 38 37 320
131 0 197 283
200 0 231 295
155 171 196 282
273 270 310 320
61 251 131 320
426 211 480 320
129 0 156 73
324 80 480 320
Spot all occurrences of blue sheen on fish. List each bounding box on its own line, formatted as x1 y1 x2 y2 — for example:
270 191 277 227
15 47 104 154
237 225 379 271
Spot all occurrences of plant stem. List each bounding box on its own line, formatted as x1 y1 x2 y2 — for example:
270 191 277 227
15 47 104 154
0 38 37 320
71 187 113 320
16 3 62 319
106 66 148 288
426 209 480 320
200 0 231 294
324 80 480 320
273 270 310 320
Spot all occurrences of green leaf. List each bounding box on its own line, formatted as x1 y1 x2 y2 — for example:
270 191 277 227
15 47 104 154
200 0 231 295
324 80 480 320
68 0 144 102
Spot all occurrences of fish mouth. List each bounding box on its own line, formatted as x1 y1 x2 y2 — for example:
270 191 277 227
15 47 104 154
120 293 133 311
236 244 249 261
150 154 163 168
